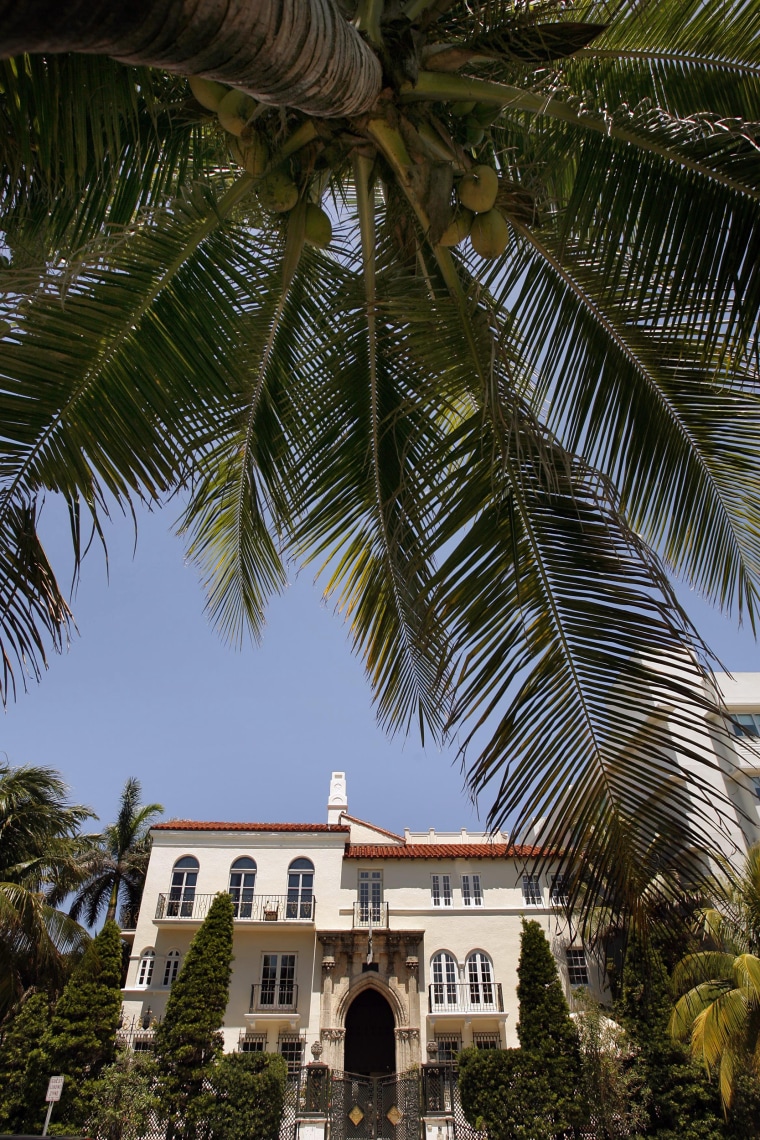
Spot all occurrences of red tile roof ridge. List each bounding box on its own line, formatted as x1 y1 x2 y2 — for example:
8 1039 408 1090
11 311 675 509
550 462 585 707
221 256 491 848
339 813 405 842
344 843 549 859
152 821 350 833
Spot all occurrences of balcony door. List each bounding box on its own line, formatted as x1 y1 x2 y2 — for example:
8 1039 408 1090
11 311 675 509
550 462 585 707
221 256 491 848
168 856 198 917
287 858 314 918
260 952 296 1008
431 951 459 1010
229 857 256 918
467 952 494 1007
358 870 383 924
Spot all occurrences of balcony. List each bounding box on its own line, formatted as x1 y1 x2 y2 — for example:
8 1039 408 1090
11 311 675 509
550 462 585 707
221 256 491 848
249 982 299 1013
428 982 504 1014
154 893 316 923
353 901 389 928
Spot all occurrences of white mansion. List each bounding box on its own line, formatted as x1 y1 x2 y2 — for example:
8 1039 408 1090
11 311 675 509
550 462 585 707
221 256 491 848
121 673 760 1078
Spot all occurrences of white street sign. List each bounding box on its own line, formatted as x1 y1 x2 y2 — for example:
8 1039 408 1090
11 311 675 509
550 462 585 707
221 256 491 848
46 1075 64 1102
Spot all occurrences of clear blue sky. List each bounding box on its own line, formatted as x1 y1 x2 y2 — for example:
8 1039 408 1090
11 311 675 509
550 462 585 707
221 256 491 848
1 497 757 835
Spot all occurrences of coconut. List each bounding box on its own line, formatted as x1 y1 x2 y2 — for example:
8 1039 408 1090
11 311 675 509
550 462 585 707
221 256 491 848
217 89 257 136
258 171 299 213
457 165 499 213
439 208 474 247
304 203 333 248
188 76 228 112
472 102 502 127
450 100 477 117
240 133 269 177
470 210 509 259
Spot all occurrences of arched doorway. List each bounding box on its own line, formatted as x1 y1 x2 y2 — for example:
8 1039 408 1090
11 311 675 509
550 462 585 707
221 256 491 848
344 988 396 1076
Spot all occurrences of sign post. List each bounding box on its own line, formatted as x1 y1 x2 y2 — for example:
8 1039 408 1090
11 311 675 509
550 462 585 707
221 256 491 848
42 1075 64 1136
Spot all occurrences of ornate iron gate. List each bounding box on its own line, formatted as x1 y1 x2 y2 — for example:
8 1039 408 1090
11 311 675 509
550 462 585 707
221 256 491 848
330 1071 420 1140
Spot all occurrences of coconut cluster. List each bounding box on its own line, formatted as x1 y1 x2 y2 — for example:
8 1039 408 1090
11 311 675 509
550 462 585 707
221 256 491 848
440 163 509 260
188 77 333 249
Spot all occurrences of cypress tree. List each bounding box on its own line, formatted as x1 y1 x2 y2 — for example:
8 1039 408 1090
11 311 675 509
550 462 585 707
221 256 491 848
154 891 234 1139
617 934 725 1139
44 919 124 1128
0 992 51 1134
516 918 586 1136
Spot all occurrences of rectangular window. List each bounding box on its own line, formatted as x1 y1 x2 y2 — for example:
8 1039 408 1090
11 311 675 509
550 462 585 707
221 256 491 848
473 1033 500 1050
522 874 542 906
566 948 589 987
550 875 569 906
435 1035 462 1063
461 874 483 907
733 713 760 738
279 1034 305 1075
261 953 296 1008
358 870 383 924
431 874 452 907
239 1033 267 1053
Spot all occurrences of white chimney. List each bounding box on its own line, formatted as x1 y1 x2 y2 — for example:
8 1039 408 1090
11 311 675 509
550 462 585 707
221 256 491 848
327 772 348 826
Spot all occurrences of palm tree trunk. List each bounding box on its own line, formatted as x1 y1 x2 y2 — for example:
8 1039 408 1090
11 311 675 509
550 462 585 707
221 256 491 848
105 874 120 924
0 0 382 118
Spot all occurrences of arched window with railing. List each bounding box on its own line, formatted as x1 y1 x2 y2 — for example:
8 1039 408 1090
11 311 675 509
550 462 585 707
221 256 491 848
286 858 314 919
431 950 459 1009
168 856 199 917
163 949 181 987
229 857 257 917
466 950 495 1008
137 948 155 988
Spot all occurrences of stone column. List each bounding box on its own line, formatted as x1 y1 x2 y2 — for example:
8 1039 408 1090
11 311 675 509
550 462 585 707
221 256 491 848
320 1027 346 1071
395 1026 420 1073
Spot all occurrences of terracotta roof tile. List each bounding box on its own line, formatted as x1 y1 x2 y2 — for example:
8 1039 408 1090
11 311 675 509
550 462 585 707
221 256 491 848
152 821 350 833
344 843 546 859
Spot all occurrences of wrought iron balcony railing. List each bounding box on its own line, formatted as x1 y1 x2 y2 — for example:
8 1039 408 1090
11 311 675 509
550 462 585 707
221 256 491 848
249 982 299 1012
352 901 389 928
428 982 504 1014
155 892 316 922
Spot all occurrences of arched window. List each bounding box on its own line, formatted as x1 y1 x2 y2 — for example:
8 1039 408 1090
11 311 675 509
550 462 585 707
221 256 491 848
137 948 155 988
229 857 257 918
168 856 199 917
163 949 181 987
431 951 459 1010
287 858 314 919
466 951 494 1008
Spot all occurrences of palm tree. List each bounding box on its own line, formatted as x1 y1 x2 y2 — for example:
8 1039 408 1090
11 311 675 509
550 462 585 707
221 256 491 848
0 0 758 923
49 778 164 928
0 762 93 1017
669 844 760 1111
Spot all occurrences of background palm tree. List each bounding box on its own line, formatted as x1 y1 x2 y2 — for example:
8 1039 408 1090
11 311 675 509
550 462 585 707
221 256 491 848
0 0 758 924
0 762 93 1018
49 778 164 928
670 845 760 1111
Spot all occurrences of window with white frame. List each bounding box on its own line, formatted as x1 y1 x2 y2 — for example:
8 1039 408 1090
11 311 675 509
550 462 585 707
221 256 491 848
431 951 459 1008
167 856 199 917
260 953 296 1008
474 1033 500 1050
435 1035 462 1063
229 857 256 917
431 874 452 907
239 1032 267 1053
550 874 569 906
466 951 495 1007
522 874 542 906
137 948 155 987
287 859 314 918
566 948 589 987
733 713 760 738
163 949 181 987
461 874 483 907
358 869 383 923
279 1034 305 1074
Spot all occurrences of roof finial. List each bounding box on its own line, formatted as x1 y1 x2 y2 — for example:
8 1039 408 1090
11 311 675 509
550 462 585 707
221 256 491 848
327 771 348 826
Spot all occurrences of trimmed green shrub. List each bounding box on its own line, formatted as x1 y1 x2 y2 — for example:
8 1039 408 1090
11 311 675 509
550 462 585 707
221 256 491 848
0 992 51 1134
154 892 234 1138
206 1051 288 1140
458 1046 556 1140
